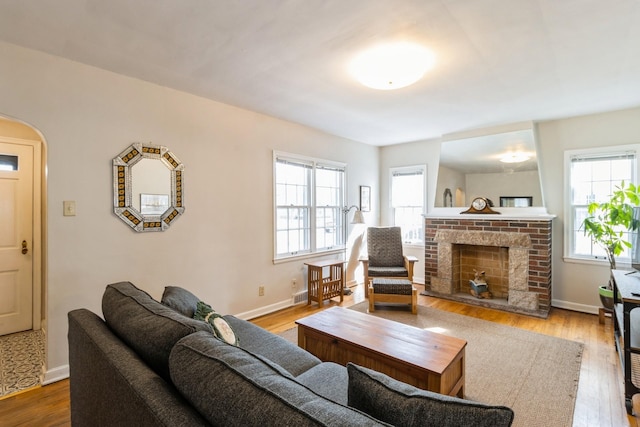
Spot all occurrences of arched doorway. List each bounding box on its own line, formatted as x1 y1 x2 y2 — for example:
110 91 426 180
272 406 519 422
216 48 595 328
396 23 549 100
0 116 46 395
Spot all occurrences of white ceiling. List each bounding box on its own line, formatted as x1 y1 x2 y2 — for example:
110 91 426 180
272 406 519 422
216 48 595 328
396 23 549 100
0 0 639 146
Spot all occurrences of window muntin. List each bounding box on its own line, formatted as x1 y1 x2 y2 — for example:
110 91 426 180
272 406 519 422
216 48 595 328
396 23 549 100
568 149 636 261
274 153 345 259
391 166 426 245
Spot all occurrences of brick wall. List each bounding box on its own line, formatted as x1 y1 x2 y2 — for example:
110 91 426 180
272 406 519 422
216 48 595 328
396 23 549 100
425 217 552 312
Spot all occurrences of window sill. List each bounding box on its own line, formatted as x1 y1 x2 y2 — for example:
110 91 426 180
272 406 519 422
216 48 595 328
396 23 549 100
273 248 344 265
563 256 611 267
403 242 424 249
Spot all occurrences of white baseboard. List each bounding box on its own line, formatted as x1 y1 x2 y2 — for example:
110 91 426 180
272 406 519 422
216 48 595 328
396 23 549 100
42 365 69 385
552 299 600 315
234 299 294 320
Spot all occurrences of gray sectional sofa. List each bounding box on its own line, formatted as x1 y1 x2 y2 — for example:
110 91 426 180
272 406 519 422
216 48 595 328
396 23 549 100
67 281 514 426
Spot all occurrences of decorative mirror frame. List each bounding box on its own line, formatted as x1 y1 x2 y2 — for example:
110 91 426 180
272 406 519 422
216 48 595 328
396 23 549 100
113 142 184 232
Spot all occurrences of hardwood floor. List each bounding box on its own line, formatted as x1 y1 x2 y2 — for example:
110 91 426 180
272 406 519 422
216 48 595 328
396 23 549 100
0 283 638 426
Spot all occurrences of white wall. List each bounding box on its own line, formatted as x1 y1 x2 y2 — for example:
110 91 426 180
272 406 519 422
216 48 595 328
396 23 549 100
537 107 640 312
379 139 441 283
0 41 379 378
380 106 640 314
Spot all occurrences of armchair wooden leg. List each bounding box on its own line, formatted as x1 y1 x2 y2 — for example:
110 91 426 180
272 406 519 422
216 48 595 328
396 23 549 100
368 284 375 312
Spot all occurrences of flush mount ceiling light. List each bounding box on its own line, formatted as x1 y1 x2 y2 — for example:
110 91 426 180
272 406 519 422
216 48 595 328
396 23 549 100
499 152 531 163
349 42 435 90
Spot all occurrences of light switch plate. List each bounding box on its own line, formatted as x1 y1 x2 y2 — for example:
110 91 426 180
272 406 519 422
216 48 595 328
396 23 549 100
63 200 76 216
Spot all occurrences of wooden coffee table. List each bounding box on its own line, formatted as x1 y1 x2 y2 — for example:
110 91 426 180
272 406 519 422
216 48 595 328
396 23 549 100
296 306 466 397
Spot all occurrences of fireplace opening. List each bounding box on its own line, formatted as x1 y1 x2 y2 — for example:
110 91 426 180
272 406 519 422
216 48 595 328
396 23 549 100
455 244 509 301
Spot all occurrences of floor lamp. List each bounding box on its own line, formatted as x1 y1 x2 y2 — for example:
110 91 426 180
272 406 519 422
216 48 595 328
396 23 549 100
342 205 365 295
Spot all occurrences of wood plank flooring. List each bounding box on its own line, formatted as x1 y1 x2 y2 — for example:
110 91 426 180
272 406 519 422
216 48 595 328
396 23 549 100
0 283 638 426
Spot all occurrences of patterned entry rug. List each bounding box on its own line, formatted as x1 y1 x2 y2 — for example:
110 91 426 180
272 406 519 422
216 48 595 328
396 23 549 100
281 303 583 427
0 330 45 398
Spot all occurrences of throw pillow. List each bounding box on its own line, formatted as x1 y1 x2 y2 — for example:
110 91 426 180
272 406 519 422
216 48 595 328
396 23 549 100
161 286 201 318
193 301 239 346
347 363 514 427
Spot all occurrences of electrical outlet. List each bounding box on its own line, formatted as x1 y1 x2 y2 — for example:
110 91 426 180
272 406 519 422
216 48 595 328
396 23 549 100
258 286 265 296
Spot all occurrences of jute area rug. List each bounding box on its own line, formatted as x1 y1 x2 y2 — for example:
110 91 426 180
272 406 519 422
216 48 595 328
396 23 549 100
281 303 583 427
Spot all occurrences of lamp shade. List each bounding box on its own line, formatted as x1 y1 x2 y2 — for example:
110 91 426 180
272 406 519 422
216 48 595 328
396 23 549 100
351 210 365 224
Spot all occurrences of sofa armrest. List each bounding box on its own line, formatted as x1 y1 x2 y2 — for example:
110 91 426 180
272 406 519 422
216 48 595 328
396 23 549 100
68 309 209 427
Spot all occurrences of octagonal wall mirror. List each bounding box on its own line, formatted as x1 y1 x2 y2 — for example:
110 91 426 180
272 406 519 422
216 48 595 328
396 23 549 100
113 143 184 232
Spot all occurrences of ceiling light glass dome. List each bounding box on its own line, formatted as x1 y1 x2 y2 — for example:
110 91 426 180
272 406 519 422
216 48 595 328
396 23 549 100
350 42 435 90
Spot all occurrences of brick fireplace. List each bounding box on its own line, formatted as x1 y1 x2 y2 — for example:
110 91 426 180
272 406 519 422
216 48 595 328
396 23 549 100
424 216 553 317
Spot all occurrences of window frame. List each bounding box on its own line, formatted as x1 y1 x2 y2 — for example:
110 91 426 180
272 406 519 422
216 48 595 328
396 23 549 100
273 151 346 262
389 165 427 246
564 144 640 264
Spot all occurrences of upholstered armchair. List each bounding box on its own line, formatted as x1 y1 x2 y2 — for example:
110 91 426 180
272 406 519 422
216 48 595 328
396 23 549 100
360 226 418 296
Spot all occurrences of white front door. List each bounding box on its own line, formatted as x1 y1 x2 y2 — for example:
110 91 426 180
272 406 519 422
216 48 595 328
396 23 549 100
0 141 33 335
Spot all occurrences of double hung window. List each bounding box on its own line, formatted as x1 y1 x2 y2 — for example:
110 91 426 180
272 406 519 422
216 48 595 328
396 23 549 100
274 152 345 260
567 147 638 261
390 166 426 245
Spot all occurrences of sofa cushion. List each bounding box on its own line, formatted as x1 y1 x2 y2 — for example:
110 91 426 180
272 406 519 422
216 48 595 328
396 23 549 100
161 286 200 318
102 281 213 382
347 363 514 427
295 362 349 406
224 315 321 376
170 332 389 427
367 266 409 278
193 301 239 346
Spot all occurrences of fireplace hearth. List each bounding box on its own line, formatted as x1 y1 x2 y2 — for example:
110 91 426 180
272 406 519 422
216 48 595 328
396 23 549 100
424 216 553 318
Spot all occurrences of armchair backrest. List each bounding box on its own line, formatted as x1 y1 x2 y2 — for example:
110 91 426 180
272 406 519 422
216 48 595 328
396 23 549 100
367 227 404 267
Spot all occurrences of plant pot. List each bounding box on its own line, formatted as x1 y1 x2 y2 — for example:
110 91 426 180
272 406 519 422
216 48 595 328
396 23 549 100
599 285 615 310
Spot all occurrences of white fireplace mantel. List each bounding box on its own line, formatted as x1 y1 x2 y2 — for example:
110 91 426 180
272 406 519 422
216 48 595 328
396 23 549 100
428 207 555 220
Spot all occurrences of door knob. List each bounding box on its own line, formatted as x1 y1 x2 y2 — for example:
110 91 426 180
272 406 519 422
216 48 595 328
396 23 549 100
22 240 28 255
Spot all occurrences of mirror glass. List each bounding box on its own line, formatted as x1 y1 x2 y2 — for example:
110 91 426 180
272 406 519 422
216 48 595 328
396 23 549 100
132 158 171 213
113 143 184 232
434 127 542 208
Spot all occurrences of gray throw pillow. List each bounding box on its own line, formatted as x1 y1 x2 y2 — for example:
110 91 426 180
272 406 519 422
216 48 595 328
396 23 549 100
161 286 201 318
347 363 514 427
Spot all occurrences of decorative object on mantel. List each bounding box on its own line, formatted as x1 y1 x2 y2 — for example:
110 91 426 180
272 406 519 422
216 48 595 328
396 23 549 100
470 269 492 299
461 197 500 214
443 188 452 207
113 142 185 232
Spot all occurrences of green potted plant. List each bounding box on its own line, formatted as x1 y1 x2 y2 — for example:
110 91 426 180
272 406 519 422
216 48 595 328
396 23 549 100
582 182 640 308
